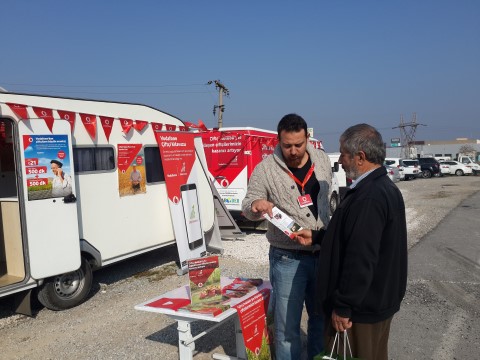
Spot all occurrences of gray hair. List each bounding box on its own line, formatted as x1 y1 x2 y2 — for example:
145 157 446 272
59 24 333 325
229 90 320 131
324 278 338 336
340 124 385 165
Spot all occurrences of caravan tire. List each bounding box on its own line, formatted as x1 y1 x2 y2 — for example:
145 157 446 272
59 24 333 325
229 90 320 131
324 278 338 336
329 192 339 216
37 256 92 311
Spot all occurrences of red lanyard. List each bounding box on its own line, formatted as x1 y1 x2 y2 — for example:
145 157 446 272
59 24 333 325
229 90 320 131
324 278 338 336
287 164 315 195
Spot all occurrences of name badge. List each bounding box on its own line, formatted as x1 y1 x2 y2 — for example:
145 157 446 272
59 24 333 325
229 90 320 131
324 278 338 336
297 194 313 208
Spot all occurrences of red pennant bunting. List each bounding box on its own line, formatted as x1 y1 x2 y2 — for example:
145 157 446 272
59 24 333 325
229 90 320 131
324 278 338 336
32 107 55 132
178 126 188 131
57 110 76 132
133 120 148 132
79 113 97 139
197 119 208 131
119 118 134 134
6 103 29 119
151 122 163 134
165 124 176 131
99 116 114 142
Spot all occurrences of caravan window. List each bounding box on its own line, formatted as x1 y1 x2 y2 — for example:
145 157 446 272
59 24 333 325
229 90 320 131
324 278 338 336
144 146 165 183
73 147 115 173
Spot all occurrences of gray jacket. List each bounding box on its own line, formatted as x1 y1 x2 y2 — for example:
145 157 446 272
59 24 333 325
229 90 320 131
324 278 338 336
241 142 332 251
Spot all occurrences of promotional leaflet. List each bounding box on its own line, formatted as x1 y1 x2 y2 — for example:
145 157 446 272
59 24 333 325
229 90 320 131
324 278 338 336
262 206 303 239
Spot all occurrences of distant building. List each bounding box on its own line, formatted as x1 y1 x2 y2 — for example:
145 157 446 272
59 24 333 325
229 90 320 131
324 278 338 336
386 138 480 161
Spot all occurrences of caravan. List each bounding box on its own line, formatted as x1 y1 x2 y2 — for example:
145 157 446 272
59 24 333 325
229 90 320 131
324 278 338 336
0 92 233 314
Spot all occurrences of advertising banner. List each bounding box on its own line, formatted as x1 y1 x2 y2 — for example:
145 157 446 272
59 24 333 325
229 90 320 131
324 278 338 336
22 134 73 201
117 144 146 196
156 132 206 271
234 288 272 360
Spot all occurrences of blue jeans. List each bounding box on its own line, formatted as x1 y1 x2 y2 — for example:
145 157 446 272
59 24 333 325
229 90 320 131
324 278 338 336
269 246 324 360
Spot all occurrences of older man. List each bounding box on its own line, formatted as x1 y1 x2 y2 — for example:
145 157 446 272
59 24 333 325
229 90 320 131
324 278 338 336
294 124 408 360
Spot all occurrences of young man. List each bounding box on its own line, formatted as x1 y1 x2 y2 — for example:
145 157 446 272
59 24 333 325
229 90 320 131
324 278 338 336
241 113 332 359
294 124 408 360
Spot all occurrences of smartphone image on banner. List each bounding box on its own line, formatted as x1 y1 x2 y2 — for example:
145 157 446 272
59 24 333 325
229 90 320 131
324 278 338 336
180 183 204 250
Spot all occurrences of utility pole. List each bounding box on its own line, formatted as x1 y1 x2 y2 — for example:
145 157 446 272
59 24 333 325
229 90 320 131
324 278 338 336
208 80 229 128
392 113 426 158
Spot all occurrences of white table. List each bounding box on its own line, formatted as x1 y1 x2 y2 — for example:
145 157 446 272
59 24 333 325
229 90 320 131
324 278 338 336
135 277 271 360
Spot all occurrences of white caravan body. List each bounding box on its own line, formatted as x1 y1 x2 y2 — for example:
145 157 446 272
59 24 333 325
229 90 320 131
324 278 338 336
0 92 220 313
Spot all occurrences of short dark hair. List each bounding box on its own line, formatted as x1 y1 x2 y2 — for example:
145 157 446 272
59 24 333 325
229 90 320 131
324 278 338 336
50 159 63 167
277 113 308 137
340 124 385 165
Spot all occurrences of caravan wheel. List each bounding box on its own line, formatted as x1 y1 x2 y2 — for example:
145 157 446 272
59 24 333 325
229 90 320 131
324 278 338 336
329 193 339 216
37 256 92 311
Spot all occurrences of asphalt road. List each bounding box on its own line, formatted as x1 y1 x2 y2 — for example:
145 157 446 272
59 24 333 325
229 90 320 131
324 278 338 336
389 189 480 359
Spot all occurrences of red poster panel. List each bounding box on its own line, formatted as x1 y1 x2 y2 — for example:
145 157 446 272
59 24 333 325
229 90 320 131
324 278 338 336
251 136 277 178
155 132 196 202
117 144 145 197
201 130 246 188
234 288 271 359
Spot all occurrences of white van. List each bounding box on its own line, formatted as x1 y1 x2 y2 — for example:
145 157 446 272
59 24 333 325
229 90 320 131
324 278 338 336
0 92 233 314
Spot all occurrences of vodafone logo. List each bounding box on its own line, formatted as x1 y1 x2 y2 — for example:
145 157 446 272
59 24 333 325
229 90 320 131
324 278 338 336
173 196 180 204
220 178 229 188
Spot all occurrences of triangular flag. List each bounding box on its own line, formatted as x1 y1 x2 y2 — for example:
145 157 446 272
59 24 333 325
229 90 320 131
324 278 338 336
133 120 148 132
197 120 208 131
99 116 114 142
119 118 134 134
79 113 97 139
151 122 163 134
32 107 54 132
165 124 176 131
6 103 29 119
57 110 76 132
178 126 188 131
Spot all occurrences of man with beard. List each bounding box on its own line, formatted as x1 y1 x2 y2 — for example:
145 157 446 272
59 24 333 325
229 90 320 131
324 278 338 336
293 123 408 360
242 113 332 359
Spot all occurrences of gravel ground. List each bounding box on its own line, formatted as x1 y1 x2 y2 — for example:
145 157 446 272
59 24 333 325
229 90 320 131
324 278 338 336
1 175 479 360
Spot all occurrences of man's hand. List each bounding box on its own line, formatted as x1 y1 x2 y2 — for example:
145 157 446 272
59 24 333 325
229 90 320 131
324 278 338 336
293 229 313 246
331 310 352 332
251 199 274 218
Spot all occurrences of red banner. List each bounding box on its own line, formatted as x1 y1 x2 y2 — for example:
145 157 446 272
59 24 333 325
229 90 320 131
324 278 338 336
32 106 55 132
117 144 143 173
134 120 148 132
156 132 196 202
165 124 176 131
79 113 97 139
151 122 163 134
99 116 114 142
120 118 134 134
233 288 271 359
6 103 29 119
57 110 76 132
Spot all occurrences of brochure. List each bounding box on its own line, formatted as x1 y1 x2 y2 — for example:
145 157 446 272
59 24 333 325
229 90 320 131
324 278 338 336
178 301 231 317
145 297 191 311
187 255 222 304
222 278 263 300
262 206 303 239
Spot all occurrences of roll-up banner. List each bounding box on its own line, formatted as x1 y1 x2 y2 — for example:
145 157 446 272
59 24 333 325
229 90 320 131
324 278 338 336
156 132 206 273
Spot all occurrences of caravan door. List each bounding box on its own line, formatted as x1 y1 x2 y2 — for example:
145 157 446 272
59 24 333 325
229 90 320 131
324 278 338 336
18 119 80 279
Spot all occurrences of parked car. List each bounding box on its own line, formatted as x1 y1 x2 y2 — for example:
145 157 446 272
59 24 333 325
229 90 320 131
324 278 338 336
385 165 401 183
385 158 405 180
400 159 420 180
417 157 441 178
439 161 473 176
439 162 451 175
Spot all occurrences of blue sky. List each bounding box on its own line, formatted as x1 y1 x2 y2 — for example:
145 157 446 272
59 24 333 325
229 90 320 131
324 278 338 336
1 1 479 151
